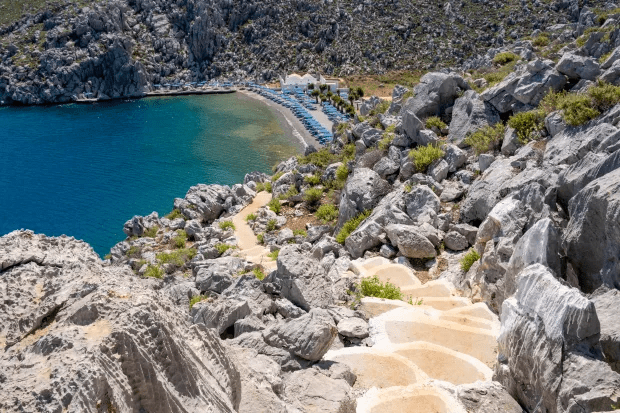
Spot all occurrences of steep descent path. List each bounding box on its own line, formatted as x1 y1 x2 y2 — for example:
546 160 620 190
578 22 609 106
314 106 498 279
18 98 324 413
232 191 278 272
326 257 500 413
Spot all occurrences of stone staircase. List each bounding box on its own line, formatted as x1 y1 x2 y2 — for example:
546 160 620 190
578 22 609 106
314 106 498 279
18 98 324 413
325 256 500 413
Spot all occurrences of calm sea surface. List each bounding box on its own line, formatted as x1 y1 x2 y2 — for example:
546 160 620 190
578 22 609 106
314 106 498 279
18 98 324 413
0 94 298 256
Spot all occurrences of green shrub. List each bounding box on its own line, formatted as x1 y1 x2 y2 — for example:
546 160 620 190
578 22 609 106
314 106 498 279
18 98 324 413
532 34 550 47
255 182 265 192
271 171 284 182
268 198 281 214
144 226 159 238
463 123 505 155
215 243 235 255
589 81 620 111
266 219 278 232
264 182 273 193
219 221 236 231
460 249 481 272
507 110 546 143
303 187 323 204
493 52 519 65
404 184 413 193
104 253 112 260
144 265 164 279
599 50 613 64
245 213 257 222
425 116 447 130
336 163 350 182
293 229 307 237
316 204 338 222
359 275 403 300
157 248 197 267
166 209 186 220
253 267 266 280
189 295 209 309
369 100 390 116
553 93 600 126
304 174 321 186
126 245 140 257
335 210 372 244
298 148 339 168
279 185 299 200
257 233 264 244
402 90 414 101
173 230 188 249
267 249 280 260
408 144 445 172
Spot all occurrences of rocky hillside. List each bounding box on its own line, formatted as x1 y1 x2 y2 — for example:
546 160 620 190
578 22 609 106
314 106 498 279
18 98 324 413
0 0 613 104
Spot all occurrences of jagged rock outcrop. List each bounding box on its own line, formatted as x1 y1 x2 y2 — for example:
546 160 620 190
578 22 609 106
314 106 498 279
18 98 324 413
0 231 241 413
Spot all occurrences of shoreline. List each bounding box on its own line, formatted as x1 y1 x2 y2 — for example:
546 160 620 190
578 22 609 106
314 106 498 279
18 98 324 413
236 89 324 151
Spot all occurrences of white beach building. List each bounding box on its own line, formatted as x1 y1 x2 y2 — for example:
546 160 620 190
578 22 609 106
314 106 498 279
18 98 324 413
279 73 340 92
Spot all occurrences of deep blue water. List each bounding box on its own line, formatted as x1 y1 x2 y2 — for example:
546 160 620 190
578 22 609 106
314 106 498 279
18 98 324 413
0 94 298 256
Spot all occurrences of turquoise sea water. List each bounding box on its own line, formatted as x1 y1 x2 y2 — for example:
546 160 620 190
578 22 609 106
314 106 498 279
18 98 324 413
0 94 298 256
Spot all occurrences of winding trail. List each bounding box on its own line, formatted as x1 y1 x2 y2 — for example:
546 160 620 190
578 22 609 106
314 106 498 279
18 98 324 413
231 195 500 412
232 192 278 272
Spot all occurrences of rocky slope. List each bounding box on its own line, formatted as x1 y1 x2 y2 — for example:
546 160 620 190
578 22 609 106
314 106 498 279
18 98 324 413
3 5 620 413
0 0 612 104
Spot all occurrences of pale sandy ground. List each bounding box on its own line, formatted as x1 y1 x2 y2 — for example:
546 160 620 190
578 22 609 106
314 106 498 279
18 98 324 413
237 89 332 150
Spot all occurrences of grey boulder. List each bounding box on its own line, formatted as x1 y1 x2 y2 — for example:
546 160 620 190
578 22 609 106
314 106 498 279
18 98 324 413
337 317 370 339
448 90 500 147
336 168 391 230
556 52 601 81
385 224 436 258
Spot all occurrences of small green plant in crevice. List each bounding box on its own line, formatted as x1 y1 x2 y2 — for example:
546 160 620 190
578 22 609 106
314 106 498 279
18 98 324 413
316 204 339 222
463 123 505 155
144 265 164 279
165 209 186 220
293 229 307 237
507 110 546 143
303 187 323 205
271 171 284 182
359 275 403 300
278 185 299 201
408 296 424 305
245 213 257 222
219 221 236 231
143 226 159 238
253 267 266 280
425 116 447 130
369 100 391 116
408 144 445 172
189 295 209 309
268 198 281 214
532 34 550 47
157 248 197 267
378 124 396 151
599 50 613 64
126 245 140 258
460 248 481 272
173 230 188 249
215 243 236 255
264 182 273 193
335 163 350 182
404 184 413 193
257 233 265 244
266 219 278 232
104 253 112 260
267 249 280 261
492 52 519 65
304 174 321 186
335 210 372 244
255 182 265 192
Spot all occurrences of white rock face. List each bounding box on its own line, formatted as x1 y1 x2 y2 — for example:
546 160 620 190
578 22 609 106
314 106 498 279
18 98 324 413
0 231 241 413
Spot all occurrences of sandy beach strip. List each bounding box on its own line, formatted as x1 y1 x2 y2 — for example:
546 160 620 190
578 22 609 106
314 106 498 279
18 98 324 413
236 89 325 151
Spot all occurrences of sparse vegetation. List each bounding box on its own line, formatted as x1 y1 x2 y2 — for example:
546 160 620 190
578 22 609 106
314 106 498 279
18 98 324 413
408 144 445 172
316 204 339 222
253 267 266 280
293 229 307 237
264 182 273 193
305 174 321 186
245 213 257 222
507 110 546 143
189 295 209 309
267 249 280 260
359 275 403 300
492 52 519 65
335 163 349 182
268 198 281 214
144 226 159 238
215 243 235 255
463 123 505 155
173 230 188 249
144 265 164 279
303 187 323 204
425 116 447 130
271 171 284 182
219 221 235 231
335 210 372 244
257 233 265 244
404 184 413 193
532 34 550 47
278 185 299 200
266 219 278 232
165 209 186 220
157 248 197 266
126 246 140 257
460 249 481 272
